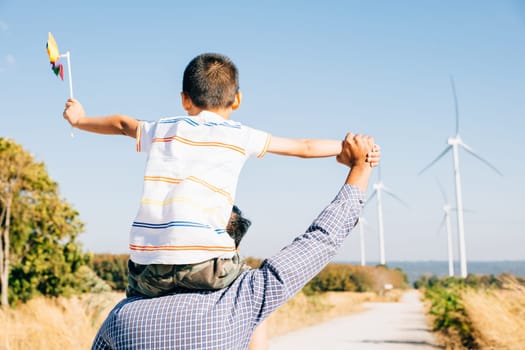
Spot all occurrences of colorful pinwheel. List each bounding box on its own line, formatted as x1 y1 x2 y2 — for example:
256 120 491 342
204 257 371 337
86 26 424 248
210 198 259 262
46 32 75 137
45 32 74 99
46 32 64 80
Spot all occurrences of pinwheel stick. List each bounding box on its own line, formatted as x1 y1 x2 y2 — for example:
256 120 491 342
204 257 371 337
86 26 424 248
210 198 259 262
60 51 74 98
60 51 75 137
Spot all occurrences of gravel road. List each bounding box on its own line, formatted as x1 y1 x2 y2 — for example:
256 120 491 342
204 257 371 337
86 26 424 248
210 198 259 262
269 290 442 349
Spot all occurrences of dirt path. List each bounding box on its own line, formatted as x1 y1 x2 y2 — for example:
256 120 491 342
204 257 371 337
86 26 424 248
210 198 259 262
269 290 442 349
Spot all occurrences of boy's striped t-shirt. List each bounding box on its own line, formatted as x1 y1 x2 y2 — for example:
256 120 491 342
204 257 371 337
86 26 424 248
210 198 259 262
130 111 271 265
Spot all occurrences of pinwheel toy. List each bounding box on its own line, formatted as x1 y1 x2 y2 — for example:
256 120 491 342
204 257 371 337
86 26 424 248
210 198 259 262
46 32 74 98
46 32 76 137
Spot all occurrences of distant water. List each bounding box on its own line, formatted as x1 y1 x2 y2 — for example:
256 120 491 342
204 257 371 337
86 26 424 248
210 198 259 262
339 260 525 285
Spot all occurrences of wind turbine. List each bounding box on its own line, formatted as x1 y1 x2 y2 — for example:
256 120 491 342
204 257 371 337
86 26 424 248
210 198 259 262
357 217 369 266
366 166 407 266
436 180 454 277
419 77 502 278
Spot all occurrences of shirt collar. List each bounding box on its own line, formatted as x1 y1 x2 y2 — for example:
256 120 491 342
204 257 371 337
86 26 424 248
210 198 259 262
197 110 228 122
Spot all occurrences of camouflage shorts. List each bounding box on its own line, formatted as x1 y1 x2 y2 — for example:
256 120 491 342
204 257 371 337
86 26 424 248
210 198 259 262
126 253 249 298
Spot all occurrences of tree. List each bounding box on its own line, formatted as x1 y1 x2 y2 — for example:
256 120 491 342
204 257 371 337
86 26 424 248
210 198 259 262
0 138 85 305
89 254 129 291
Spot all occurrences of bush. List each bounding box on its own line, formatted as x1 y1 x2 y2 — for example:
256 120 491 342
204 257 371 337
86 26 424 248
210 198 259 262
86 254 410 296
415 273 515 350
424 282 477 348
88 254 129 291
72 266 112 293
303 263 408 295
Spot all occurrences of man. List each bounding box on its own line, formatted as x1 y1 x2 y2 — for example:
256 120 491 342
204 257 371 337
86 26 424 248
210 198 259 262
92 132 376 350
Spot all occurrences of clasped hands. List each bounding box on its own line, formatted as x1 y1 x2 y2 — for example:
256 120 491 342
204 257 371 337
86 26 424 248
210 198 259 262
337 133 379 168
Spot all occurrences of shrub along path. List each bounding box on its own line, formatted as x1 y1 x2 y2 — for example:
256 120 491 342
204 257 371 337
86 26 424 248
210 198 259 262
269 290 442 350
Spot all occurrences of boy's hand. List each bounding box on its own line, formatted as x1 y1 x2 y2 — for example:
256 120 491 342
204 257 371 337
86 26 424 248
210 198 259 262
63 98 85 127
366 144 381 168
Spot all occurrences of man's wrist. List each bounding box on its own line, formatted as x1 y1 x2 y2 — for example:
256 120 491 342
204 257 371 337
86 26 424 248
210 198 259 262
350 163 372 175
351 160 369 168
345 163 372 192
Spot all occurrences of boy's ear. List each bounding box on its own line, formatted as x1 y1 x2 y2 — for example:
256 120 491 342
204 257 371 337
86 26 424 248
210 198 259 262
232 91 242 110
181 92 193 111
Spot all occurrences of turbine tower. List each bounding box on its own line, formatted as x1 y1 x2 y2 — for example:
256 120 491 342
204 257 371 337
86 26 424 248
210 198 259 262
358 217 368 266
366 167 407 266
419 77 502 278
436 180 454 277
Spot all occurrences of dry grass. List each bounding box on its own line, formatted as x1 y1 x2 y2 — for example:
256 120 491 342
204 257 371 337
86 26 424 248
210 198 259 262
0 289 400 348
266 289 401 338
462 277 525 350
0 292 124 350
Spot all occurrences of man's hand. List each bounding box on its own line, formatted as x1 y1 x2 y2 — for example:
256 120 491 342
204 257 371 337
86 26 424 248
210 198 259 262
337 133 375 168
63 98 85 127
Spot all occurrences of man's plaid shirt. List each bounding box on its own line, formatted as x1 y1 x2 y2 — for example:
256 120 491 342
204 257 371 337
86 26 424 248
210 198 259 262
92 185 364 350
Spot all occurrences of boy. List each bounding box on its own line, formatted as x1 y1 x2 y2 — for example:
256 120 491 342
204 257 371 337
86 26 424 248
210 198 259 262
63 53 380 297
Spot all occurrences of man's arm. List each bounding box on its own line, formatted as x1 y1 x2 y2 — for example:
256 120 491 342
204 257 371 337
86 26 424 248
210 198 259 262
248 133 374 322
63 98 138 138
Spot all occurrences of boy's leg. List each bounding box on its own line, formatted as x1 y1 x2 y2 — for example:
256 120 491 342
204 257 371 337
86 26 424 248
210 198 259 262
175 253 248 290
126 254 249 297
126 260 179 298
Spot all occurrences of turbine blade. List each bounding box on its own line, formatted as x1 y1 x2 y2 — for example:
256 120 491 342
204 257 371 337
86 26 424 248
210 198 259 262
459 142 503 176
451 207 476 214
436 177 448 203
450 75 460 136
383 188 409 208
418 146 452 175
435 215 447 236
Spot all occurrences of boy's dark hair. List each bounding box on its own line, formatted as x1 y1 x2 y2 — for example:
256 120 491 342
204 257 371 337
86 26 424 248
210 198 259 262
227 205 251 248
182 53 239 109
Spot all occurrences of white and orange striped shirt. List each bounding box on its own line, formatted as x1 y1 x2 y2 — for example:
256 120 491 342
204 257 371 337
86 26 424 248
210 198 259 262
130 111 271 265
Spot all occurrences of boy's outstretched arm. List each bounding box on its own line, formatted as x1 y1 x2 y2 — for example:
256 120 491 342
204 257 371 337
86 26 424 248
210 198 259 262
266 136 342 158
266 136 380 166
63 98 138 138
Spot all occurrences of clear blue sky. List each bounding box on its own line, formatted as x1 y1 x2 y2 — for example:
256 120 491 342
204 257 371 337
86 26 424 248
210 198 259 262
1 1 524 263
